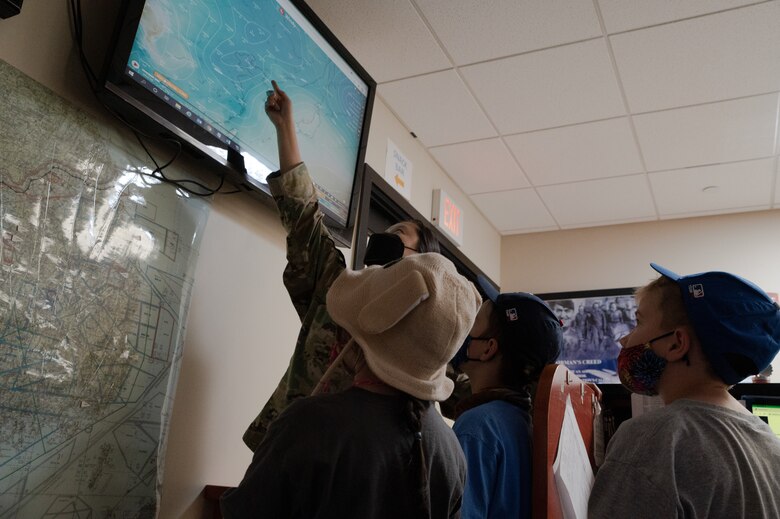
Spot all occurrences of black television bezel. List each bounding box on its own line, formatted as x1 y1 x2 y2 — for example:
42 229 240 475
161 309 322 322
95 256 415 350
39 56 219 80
99 0 376 244
741 394 780 435
743 395 780 409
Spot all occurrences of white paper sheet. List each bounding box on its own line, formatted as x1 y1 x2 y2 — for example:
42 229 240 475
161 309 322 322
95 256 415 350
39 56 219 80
552 395 595 519
630 392 664 417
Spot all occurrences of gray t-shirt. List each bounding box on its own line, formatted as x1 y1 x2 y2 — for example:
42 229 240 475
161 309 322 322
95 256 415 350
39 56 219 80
589 399 780 519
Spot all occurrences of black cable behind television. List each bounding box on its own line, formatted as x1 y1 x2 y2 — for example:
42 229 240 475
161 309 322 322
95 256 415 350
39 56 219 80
100 0 376 241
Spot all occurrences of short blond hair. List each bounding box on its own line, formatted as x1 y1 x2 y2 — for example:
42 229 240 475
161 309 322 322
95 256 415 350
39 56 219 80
635 276 690 329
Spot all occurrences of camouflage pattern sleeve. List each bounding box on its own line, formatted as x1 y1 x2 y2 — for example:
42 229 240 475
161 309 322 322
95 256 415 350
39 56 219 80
242 163 352 451
267 163 346 320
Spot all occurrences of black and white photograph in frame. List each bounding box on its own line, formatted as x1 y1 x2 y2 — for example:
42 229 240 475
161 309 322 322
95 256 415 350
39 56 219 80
537 288 637 385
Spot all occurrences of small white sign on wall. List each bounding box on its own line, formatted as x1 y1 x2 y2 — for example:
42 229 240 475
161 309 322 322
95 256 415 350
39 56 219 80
385 138 412 200
432 189 464 246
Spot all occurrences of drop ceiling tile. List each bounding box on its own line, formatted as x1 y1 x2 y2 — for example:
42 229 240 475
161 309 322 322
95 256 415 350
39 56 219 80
598 0 762 34
538 175 657 227
504 118 643 186
471 189 558 233
379 70 497 147
307 0 450 83
429 139 529 194
415 0 601 66
634 94 778 172
611 2 780 113
650 158 774 217
461 39 625 134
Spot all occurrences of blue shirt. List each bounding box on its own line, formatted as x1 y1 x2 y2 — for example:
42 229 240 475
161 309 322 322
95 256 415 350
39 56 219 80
453 400 532 519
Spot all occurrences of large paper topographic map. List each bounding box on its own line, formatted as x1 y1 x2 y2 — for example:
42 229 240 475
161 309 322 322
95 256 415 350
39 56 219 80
0 60 209 518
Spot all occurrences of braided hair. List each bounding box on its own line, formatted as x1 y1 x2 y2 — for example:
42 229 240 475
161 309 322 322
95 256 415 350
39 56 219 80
404 395 432 518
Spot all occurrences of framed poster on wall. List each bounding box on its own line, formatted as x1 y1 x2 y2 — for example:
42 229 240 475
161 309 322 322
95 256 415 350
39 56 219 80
537 288 637 385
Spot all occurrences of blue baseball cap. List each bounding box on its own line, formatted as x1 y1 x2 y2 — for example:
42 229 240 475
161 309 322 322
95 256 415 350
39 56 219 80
477 276 562 369
650 263 780 384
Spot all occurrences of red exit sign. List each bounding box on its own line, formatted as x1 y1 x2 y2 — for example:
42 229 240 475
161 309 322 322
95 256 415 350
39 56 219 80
432 189 463 246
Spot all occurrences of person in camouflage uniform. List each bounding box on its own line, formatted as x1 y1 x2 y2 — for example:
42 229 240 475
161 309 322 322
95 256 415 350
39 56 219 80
243 81 438 450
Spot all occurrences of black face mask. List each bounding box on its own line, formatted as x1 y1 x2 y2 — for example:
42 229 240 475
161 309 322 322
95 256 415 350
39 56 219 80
364 232 405 266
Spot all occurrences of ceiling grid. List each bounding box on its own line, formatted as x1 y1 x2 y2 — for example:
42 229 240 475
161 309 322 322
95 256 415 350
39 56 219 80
307 0 780 234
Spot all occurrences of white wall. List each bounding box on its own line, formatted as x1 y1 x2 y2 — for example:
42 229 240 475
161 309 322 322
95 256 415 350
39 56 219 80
158 194 298 517
0 0 104 114
0 2 502 518
365 99 502 281
501 209 780 381
501 209 780 293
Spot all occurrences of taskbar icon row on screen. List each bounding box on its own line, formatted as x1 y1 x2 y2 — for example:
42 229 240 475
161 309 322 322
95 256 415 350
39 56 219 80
125 66 241 154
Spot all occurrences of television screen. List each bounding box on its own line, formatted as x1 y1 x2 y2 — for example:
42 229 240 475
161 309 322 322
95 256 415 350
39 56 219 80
538 289 638 385
102 0 375 228
744 396 780 439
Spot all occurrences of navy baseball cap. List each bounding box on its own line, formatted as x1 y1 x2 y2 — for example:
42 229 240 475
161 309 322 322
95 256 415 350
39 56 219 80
477 276 562 368
650 263 780 385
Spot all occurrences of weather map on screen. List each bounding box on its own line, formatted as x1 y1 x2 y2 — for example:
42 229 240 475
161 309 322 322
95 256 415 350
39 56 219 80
125 0 369 223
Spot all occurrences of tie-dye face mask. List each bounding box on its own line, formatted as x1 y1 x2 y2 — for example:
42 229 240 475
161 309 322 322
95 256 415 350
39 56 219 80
617 331 673 396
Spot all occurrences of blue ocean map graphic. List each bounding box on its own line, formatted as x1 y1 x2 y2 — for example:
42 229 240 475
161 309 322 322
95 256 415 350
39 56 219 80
129 0 369 221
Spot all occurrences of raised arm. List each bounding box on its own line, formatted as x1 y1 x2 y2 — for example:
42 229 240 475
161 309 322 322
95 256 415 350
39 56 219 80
261 80 345 317
265 80 302 172
243 81 349 451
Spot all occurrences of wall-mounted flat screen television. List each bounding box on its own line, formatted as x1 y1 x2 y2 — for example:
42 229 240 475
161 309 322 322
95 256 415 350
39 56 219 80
101 0 375 232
